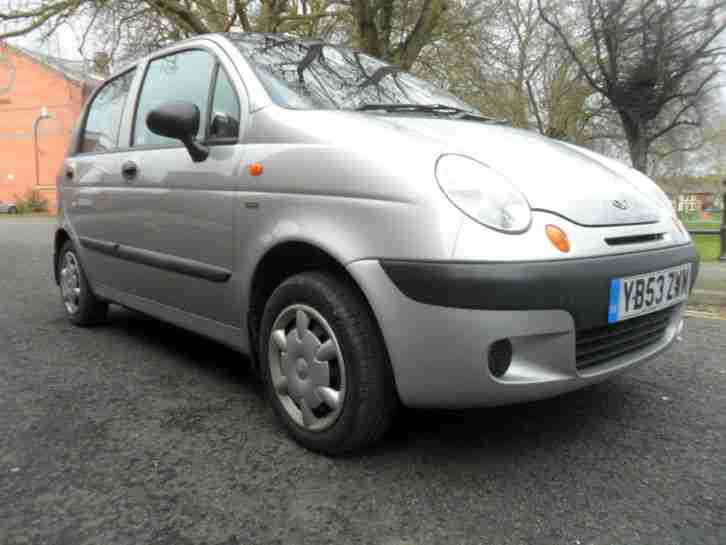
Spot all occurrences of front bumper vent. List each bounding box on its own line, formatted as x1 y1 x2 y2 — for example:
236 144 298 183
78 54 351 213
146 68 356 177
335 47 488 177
576 307 674 370
605 233 665 246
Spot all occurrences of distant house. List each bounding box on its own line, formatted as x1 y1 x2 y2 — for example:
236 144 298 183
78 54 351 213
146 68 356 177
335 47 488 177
657 176 725 217
0 42 102 213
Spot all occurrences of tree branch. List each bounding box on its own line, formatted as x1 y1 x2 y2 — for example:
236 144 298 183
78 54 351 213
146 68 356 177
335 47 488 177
536 0 607 94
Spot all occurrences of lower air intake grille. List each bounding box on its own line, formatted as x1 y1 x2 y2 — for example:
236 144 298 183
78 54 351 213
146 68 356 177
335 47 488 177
576 307 674 370
605 233 665 246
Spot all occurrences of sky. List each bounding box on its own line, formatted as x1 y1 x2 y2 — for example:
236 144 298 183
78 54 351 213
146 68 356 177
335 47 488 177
11 24 85 60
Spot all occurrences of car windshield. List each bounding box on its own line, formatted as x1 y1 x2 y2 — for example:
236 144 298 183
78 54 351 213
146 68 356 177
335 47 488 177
226 33 479 114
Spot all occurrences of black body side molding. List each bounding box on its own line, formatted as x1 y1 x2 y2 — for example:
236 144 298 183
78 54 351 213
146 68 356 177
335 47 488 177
79 236 231 283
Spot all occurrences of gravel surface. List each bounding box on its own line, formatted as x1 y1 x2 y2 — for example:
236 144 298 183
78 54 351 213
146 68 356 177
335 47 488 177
1 218 725 545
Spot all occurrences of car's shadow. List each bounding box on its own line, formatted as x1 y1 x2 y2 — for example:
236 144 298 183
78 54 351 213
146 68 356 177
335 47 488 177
102 304 635 457
103 305 262 392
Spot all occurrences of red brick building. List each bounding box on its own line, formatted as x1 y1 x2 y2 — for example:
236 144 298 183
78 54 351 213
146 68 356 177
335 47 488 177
0 42 99 214
658 176 725 217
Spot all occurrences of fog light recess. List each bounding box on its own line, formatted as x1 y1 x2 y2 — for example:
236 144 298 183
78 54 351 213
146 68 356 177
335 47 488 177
488 339 513 378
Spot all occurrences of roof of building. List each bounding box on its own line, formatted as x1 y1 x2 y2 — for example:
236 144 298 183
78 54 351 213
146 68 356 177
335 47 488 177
657 176 726 196
0 41 104 85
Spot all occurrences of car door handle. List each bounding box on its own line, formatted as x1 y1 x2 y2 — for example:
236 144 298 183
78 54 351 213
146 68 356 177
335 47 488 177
121 161 139 181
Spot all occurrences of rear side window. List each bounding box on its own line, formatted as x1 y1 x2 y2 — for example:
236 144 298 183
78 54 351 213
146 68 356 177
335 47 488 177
133 50 216 147
81 69 135 153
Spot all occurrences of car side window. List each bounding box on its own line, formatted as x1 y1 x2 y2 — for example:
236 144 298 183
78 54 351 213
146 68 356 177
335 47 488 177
81 69 135 153
133 49 215 148
208 68 241 142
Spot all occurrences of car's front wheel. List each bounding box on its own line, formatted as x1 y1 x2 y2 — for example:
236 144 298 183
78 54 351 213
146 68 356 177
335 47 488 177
259 271 397 455
58 241 108 325
7 206 17 214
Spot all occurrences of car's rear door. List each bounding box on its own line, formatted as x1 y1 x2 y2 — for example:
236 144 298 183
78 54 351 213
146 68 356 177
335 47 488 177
109 43 247 327
63 67 138 291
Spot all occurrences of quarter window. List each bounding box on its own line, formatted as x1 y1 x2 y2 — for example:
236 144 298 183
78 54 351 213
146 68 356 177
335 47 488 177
81 69 135 153
208 69 241 141
133 50 216 147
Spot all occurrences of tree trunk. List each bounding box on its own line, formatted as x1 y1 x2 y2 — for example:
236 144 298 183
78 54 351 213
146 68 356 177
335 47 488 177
396 0 446 70
352 0 383 59
620 112 648 173
258 0 285 32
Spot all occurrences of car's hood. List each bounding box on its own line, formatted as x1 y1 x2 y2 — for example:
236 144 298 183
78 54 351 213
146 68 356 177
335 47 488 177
365 115 662 226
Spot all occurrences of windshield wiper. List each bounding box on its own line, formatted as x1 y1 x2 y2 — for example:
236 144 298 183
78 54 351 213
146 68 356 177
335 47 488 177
355 103 506 124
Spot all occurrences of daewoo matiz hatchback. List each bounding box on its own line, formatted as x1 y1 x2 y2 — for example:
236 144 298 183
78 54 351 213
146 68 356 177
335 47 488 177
55 33 699 454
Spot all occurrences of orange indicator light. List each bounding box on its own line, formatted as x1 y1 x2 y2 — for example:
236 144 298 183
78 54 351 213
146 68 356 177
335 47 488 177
545 224 570 253
248 162 264 176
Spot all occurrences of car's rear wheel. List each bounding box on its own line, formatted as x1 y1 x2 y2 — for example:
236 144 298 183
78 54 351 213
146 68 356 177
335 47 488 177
259 271 396 454
58 241 108 325
8 206 17 214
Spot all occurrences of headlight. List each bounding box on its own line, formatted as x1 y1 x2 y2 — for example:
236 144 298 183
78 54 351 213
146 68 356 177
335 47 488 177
435 154 531 233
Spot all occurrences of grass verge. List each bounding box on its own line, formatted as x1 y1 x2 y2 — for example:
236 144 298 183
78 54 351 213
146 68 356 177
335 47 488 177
693 234 722 262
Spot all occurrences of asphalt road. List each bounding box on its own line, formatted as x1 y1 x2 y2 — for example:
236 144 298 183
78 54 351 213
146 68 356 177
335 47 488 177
1 217 725 545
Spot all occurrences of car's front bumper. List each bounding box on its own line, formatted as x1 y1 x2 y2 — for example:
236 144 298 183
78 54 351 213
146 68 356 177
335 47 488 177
347 243 699 408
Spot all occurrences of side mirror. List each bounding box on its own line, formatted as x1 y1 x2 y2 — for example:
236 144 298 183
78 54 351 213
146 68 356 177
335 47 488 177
209 113 240 140
146 101 209 162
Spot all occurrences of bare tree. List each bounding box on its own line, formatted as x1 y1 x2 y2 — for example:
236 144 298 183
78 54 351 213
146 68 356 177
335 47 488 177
0 0 467 69
0 1 346 60
649 104 726 176
537 0 726 172
352 0 465 69
416 0 597 141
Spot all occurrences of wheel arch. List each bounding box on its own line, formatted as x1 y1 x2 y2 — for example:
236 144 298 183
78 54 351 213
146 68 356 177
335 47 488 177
246 240 390 377
53 228 72 284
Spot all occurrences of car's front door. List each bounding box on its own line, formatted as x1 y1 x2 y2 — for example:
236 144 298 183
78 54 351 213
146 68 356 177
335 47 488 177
113 45 247 327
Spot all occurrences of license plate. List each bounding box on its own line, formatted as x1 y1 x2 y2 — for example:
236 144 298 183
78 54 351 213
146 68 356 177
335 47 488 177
608 264 691 323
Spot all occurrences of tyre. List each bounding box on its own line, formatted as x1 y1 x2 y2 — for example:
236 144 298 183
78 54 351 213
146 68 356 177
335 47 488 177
8 206 17 214
57 241 108 325
259 271 397 454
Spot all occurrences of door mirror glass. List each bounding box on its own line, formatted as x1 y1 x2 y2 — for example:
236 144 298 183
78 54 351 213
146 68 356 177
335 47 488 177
146 101 209 162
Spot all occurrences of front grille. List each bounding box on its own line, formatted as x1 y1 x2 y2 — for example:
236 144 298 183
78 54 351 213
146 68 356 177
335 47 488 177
576 307 674 370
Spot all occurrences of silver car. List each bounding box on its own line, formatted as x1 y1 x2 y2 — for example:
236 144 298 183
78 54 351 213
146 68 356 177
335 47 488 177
55 33 699 454
0 200 18 214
